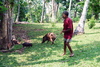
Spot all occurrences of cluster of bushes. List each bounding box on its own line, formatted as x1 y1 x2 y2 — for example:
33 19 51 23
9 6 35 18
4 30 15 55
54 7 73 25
87 16 96 29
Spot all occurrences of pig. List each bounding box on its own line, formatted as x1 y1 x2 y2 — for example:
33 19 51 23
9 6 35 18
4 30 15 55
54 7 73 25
7 40 20 50
12 40 20 45
22 42 32 47
42 33 56 44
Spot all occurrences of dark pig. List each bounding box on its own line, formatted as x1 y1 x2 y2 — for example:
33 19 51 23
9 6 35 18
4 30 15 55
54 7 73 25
22 42 32 47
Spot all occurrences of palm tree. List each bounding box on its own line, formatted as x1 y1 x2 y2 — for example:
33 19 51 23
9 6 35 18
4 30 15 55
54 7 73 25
74 0 90 35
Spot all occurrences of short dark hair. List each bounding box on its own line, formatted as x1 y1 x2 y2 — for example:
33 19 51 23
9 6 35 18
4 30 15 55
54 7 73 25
63 11 69 16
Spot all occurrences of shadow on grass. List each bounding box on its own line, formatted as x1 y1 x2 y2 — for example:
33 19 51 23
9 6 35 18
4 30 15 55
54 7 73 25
66 41 100 66
0 54 19 67
16 41 100 66
13 24 62 39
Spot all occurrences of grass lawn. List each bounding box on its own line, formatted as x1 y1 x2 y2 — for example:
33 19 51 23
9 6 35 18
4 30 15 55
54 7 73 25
0 23 100 67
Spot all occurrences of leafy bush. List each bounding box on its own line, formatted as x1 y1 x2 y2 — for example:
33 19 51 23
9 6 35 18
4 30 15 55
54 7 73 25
88 16 96 29
72 17 79 22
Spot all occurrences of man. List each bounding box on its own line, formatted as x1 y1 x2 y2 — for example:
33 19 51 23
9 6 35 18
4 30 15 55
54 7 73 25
61 11 74 57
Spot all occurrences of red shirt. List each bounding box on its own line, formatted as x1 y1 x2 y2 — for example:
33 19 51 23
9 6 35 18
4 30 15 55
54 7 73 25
63 17 73 39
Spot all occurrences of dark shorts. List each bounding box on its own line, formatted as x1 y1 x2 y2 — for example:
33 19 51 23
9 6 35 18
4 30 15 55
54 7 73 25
64 38 72 43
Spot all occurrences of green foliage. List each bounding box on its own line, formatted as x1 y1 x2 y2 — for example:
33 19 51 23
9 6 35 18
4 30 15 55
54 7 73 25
88 16 96 29
0 2 7 13
25 0 42 23
88 0 100 19
13 0 28 21
56 4 65 23
1 0 99 23
0 1 7 20
0 6 7 12
19 2 28 21
26 5 42 23
72 17 79 22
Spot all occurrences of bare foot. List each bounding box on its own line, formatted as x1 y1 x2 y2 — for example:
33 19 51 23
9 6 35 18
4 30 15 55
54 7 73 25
61 53 66 56
70 53 74 57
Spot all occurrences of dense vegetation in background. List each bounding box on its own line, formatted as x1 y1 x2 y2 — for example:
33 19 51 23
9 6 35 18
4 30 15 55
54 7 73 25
9 0 100 23
0 0 100 23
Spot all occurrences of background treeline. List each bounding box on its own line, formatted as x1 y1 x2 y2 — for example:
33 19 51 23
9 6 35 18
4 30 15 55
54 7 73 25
1 0 99 23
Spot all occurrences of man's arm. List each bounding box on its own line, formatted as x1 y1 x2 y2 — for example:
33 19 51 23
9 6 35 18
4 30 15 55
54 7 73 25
62 28 72 33
63 28 72 32
60 28 72 34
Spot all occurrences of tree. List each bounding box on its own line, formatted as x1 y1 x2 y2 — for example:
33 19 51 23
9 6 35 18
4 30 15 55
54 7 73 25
51 0 56 22
0 0 14 49
68 0 72 18
25 0 42 23
90 0 100 19
15 0 20 22
74 0 90 35
51 0 58 22
40 0 46 23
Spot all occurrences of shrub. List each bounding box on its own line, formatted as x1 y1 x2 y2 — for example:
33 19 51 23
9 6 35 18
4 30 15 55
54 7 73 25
72 17 79 22
88 16 96 29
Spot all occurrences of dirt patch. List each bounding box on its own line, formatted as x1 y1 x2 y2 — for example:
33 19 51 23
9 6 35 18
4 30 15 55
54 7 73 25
13 24 45 43
13 25 31 43
14 21 29 24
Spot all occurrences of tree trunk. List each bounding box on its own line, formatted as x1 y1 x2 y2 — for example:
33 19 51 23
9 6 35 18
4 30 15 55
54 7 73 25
74 4 78 18
29 4 34 23
94 13 99 20
51 0 57 22
15 0 20 22
68 0 72 18
74 11 77 18
27 0 34 23
0 0 14 49
55 3 59 21
74 0 90 35
40 0 46 23
0 13 8 49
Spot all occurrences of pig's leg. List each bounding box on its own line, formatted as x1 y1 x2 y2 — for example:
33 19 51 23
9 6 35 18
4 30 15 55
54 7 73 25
50 39 53 45
52 38 56 44
47 40 49 43
52 41 54 44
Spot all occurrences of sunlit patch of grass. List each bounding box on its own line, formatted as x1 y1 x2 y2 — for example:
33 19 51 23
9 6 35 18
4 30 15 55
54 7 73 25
0 23 100 67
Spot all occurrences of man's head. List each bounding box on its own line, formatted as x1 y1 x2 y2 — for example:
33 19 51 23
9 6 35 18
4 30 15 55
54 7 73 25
62 11 69 19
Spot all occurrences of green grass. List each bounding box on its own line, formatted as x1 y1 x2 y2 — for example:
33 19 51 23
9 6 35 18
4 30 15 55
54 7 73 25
0 23 100 67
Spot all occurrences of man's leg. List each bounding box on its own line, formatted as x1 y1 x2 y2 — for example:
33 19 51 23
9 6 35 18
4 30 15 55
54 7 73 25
66 42 74 57
62 41 67 55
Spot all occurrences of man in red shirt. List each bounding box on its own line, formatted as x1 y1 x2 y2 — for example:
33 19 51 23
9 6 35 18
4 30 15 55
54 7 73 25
61 11 74 57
